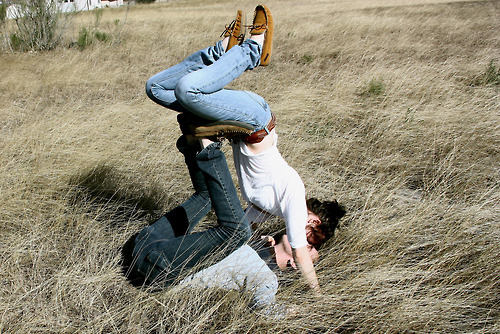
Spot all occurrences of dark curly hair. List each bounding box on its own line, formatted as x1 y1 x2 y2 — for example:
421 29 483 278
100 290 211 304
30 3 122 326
306 198 346 247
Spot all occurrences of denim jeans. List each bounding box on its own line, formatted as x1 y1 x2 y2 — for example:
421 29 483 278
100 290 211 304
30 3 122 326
145 40 272 131
130 141 251 286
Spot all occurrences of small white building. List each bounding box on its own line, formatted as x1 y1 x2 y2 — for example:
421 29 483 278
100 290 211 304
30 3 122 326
101 0 124 8
6 4 23 20
59 0 101 12
6 0 124 19
60 0 124 12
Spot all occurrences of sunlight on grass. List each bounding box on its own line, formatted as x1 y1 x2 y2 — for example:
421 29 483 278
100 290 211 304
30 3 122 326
0 0 498 333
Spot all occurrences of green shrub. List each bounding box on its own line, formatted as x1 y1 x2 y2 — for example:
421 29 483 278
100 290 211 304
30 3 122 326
94 31 109 43
10 0 63 51
469 59 500 87
75 27 109 51
300 54 314 64
9 32 23 50
136 0 156 4
73 9 112 51
76 27 91 51
367 78 385 96
0 3 11 51
0 2 7 24
483 59 499 86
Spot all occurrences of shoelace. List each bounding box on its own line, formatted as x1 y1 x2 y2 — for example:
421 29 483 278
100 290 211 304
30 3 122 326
220 20 244 40
220 20 236 37
245 23 268 32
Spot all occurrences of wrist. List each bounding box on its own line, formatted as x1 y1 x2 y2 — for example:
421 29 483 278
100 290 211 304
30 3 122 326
310 282 321 294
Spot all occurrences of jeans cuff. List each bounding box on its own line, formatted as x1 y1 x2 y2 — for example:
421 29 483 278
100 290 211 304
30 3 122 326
240 40 262 69
196 141 223 160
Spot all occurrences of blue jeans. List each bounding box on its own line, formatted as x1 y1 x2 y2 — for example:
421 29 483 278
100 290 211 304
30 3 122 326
145 40 273 131
129 141 251 286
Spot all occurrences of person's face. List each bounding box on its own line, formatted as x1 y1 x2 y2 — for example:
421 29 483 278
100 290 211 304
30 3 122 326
306 211 325 247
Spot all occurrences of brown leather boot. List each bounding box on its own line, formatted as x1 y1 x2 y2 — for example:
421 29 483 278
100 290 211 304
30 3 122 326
190 120 254 140
221 10 245 51
179 113 255 141
249 5 274 66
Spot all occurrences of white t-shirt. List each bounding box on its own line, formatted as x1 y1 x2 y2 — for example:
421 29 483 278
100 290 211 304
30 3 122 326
231 132 308 249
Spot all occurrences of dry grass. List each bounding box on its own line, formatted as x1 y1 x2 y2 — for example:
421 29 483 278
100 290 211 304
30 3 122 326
0 0 498 333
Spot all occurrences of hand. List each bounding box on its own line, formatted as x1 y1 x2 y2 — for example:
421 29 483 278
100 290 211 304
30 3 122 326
261 235 276 247
311 284 322 296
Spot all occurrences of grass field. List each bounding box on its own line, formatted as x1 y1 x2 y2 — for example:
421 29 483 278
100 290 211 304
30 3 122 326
0 0 498 333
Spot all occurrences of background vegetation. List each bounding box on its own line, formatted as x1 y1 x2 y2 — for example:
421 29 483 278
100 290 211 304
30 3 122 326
0 0 498 332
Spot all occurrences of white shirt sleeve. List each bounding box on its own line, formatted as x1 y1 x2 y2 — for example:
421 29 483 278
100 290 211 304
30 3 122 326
281 176 308 249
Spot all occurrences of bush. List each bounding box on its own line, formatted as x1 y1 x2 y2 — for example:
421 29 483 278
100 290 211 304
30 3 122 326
0 2 7 24
10 0 64 51
0 2 9 51
300 54 314 64
94 30 109 42
483 59 499 86
76 27 92 50
367 78 385 96
76 27 110 50
73 8 111 51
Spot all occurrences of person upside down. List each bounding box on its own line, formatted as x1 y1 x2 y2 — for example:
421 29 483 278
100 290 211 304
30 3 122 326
122 5 345 314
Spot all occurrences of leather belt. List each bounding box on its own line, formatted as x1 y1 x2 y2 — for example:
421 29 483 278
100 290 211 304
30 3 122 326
244 113 276 144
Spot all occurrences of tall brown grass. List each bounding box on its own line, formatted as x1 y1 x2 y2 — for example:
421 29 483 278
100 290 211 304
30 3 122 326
0 0 498 333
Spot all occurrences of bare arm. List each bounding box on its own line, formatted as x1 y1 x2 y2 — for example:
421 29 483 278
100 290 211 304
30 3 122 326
292 246 321 294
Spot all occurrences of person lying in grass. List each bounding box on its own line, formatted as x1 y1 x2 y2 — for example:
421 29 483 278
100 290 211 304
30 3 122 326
121 132 343 314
